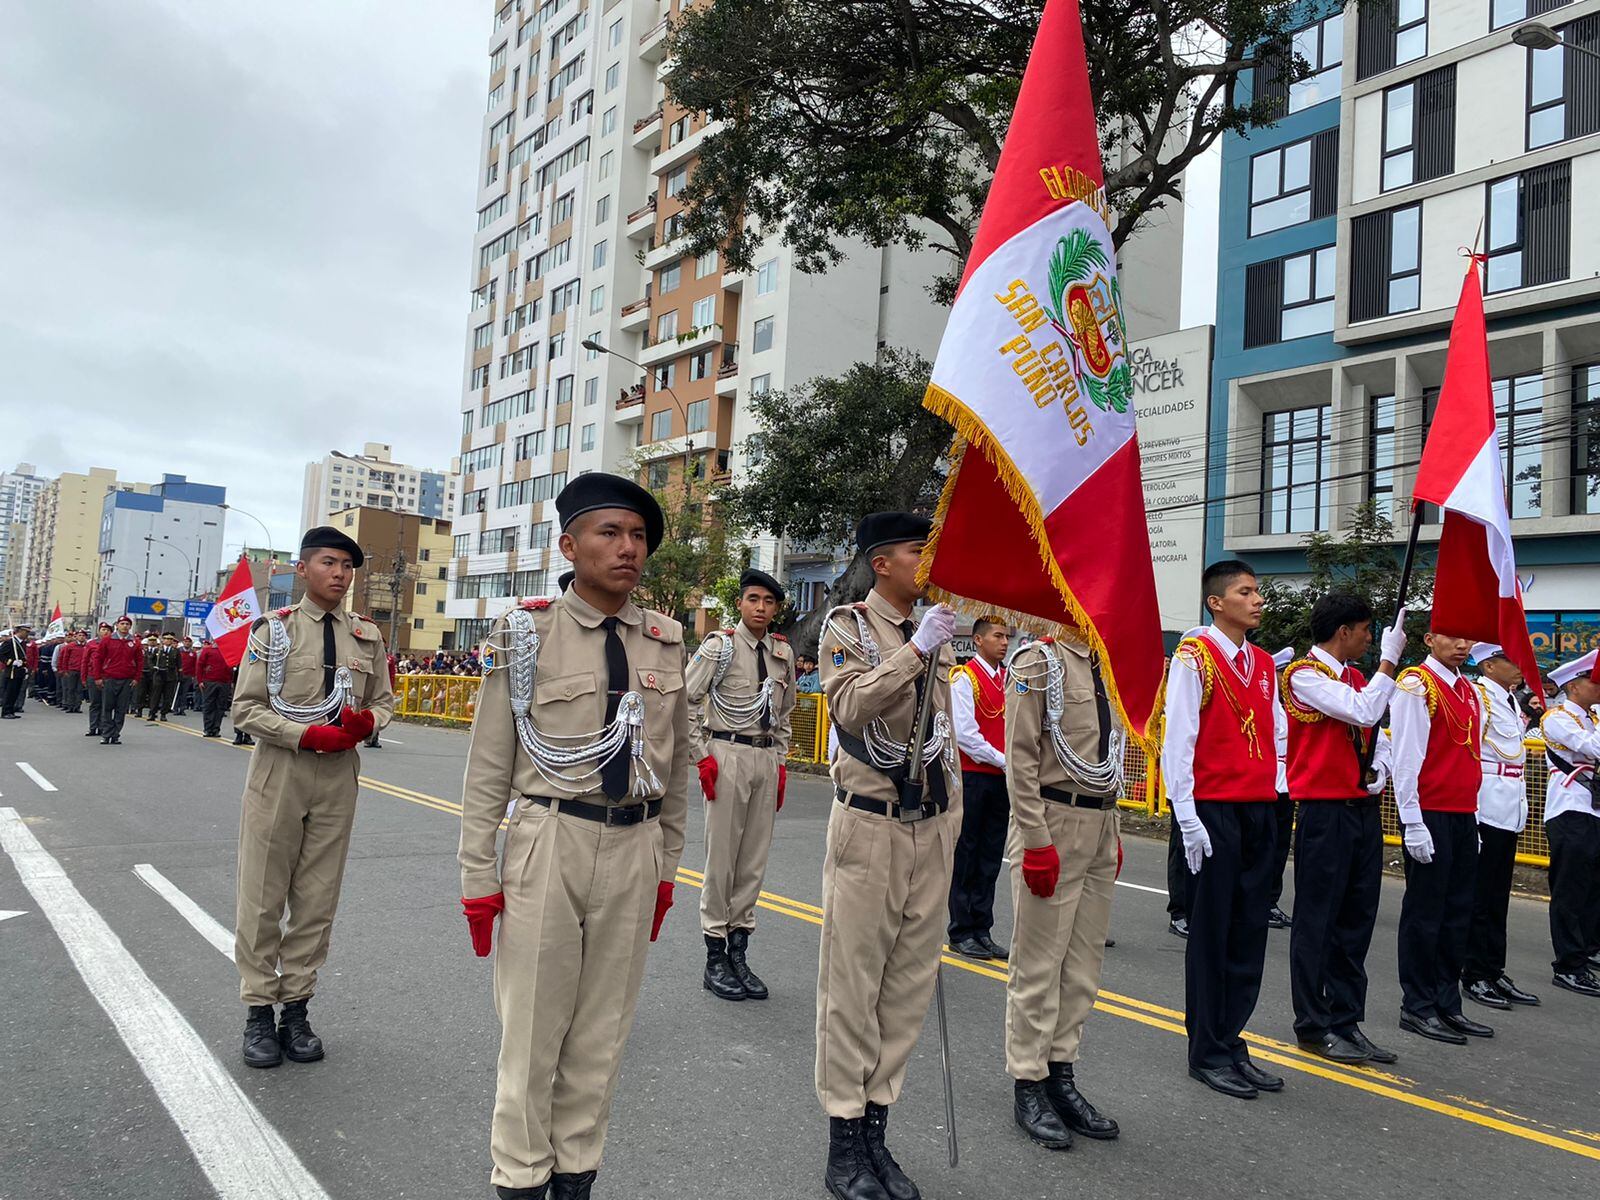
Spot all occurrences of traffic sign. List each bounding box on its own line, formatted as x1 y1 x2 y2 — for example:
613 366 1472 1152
183 600 213 620
126 596 172 618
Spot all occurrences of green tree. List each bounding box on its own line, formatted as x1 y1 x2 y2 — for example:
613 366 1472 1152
667 0 1317 295
630 457 742 637
1256 502 1435 672
729 350 947 654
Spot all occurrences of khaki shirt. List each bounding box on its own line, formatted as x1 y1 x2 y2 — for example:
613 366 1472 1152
1006 637 1113 850
820 588 959 805
685 622 797 760
233 596 395 750
458 588 690 899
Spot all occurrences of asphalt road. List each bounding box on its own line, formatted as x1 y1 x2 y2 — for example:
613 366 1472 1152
1 704 1597 1200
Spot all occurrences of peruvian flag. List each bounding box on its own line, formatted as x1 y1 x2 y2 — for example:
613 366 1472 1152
44 604 66 641
203 557 261 667
919 0 1164 742
1413 259 1542 694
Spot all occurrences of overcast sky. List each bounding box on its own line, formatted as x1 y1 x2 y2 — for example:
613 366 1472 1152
0 2 1220 559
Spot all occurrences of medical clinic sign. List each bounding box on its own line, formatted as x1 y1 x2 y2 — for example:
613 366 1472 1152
1133 326 1212 631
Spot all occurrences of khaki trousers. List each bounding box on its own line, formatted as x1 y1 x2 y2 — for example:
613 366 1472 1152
815 801 956 1117
491 801 662 1190
234 744 360 1006
1004 803 1117 1080
699 739 780 938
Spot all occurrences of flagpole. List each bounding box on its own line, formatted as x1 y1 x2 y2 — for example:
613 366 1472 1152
1358 512 1424 781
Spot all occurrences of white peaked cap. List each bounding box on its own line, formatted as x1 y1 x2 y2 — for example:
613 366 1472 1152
1470 643 1504 665
1549 650 1598 688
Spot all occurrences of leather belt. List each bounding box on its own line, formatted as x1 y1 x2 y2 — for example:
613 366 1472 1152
1040 784 1119 810
528 795 662 826
835 788 947 822
711 730 776 749
1342 796 1381 808
1482 762 1525 778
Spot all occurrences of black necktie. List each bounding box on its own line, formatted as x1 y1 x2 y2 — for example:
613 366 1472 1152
755 639 771 730
322 613 341 726
600 616 630 799
1089 653 1112 760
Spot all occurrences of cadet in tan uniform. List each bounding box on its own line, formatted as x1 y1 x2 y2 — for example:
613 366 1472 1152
458 474 689 1200
816 512 960 1200
232 526 392 1068
1003 632 1122 1150
688 567 797 1001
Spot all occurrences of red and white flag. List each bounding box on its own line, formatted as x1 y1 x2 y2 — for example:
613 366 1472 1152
1413 259 1541 694
919 0 1164 743
44 604 66 641
204 558 261 667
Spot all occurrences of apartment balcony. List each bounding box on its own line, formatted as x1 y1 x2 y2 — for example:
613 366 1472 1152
642 232 684 271
650 119 721 178
625 196 657 241
619 295 651 333
638 16 670 62
632 105 663 149
638 322 720 367
721 264 746 293
656 54 677 84
615 382 646 424
714 343 739 396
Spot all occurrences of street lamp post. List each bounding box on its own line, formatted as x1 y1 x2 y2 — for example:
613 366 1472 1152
220 503 278 560
1512 20 1600 59
101 563 141 621
581 338 697 482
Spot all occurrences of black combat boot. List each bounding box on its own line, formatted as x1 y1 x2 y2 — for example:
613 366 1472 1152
726 927 769 1000
242 1005 281 1068
1013 1079 1072 1149
862 1102 919 1200
703 934 747 1000
1045 1061 1119 1139
549 1171 596 1199
494 1184 549 1199
277 998 325 1062
825 1117 890 1200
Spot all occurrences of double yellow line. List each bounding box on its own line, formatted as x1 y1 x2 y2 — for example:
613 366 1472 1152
162 720 1600 1162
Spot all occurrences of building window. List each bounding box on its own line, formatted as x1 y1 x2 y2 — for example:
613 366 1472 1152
592 240 608 270
480 528 518 554
756 258 778 295
696 249 719 278
1243 247 1335 347
453 534 472 557
666 165 689 198
1380 67 1454 192
1261 405 1332 534
656 310 679 341
1486 161 1571 293
589 286 605 314
668 115 691 146
751 373 772 396
595 195 611 224
1248 131 1336 236
654 362 675 390
1290 14 1344 112
691 295 716 329
609 17 623 47
753 316 775 353
1498 375 1545 518
1349 204 1421 321
1526 19 1600 150
651 409 673 441
553 423 570 451
530 521 553 549
1357 0 1428 80
605 62 620 92
658 262 681 294
689 349 712 381
552 191 575 225
583 377 599 406
580 423 596 452
1495 0 1574 29
686 398 709 433
1367 393 1399 519
598 150 613 179
1573 365 1600 514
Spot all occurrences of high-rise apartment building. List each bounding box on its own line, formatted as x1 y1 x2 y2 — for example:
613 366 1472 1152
22 468 133 626
0 462 47 617
301 443 458 532
97 474 227 618
329 505 458 654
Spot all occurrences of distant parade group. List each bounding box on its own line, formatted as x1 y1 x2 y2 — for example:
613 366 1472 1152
5 473 1599 1200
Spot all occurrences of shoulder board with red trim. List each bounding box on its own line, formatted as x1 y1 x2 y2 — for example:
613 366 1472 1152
520 597 552 611
852 602 868 612
641 611 683 644
1038 636 1055 645
275 607 293 618
721 627 734 635
772 632 788 642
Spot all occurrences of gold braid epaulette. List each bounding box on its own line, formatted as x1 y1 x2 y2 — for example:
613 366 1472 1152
1397 667 1439 717
1539 706 1576 754
1173 638 1214 709
1280 658 1335 724
1180 636 1262 759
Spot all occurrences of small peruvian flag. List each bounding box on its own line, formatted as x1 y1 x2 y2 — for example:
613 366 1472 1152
204 558 261 667
44 604 66 641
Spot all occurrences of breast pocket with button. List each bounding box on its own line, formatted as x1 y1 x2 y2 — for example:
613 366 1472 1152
534 672 600 737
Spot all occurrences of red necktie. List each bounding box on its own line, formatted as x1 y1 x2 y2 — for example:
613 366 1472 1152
1235 649 1248 674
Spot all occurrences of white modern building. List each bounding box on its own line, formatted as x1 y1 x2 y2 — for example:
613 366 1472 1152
97 475 226 618
301 443 458 532
0 462 47 616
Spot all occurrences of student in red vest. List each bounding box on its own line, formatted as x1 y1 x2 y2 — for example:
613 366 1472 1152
1282 594 1407 1066
1391 626 1490 1044
1162 560 1287 1099
947 615 1013 960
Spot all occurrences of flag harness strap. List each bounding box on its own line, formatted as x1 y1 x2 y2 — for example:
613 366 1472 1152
701 631 778 731
1011 644 1124 794
823 608 954 775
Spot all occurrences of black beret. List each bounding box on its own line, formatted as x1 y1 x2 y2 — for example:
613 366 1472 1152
856 512 932 557
558 570 575 593
738 568 785 603
555 473 664 555
299 526 365 568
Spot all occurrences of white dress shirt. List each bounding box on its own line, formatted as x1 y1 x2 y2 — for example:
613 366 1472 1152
1541 698 1600 824
1160 625 1288 822
1476 677 1529 833
950 655 1006 770
1288 644 1395 785
1390 656 1483 826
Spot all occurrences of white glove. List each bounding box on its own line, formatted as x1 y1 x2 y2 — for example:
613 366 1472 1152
910 604 956 658
1402 822 1434 863
1177 816 1212 874
1380 607 1408 664
1365 762 1390 795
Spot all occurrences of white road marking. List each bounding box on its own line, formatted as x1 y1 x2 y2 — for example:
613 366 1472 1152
0 807 330 1200
134 864 235 961
16 763 56 792
1114 879 1168 896
0 909 25 922
376 737 403 745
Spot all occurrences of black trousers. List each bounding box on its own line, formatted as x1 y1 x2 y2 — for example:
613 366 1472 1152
201 681 233 737
1267 794 1294 909
101 679 133 739
85 681 102 733
1167 814 1187 918
1546 811 1600 974
1398 810 1477 1019
948 770 1010 941
1184 800 1276 1070
0 668 24 715
1289 801 1381 1040
153 673 179 717
1462 824 1519 984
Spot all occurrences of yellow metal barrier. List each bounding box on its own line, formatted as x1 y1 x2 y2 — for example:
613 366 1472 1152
1378 736 1551 868
394 673 483 724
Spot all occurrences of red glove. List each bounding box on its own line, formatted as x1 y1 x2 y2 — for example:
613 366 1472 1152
697 755 718 801
1021 845 1061 899
300 723 360 754
650 880 674 942
776 764 787 812
341 706 376 742
461 893 505 957
1116 834 1124 880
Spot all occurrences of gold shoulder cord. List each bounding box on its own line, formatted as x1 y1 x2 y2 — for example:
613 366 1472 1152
1478 683 1526 763
1397 667 1439 718
1280 659 1335 724
1174 638 1215 709
1539 707 1575 754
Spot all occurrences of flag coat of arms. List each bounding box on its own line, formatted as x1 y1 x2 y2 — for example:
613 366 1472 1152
919 0 1165 745
44 604 66 641
204 558 261 667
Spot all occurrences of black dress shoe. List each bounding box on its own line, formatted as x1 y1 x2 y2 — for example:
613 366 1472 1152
1013 1079 1073 1149
1587 951 1600 969
726 928 768 1000
1491 975 1540 1006
1266 906 1292 929
100 736 111 744
1104 937 1116 948
862 1103 919 1200
824 1117 890 1200
1341 1027 1397 1064
703 935 748 1001
242 1005 282 1068
549 1171 596 1200
1233 1058 1284 1092
979 935 1009 961
1440 1012 1494 1038
1552 969 1600 997
1045 1061 1118 1139
496 1185 550 1199
1189 1065 1257 1099
277 998 325 1061
1168 916 1189 939
1298 1032 1370 1064
950 936 993 960
1463 979 1511 1010
1399 1013 1467 1044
